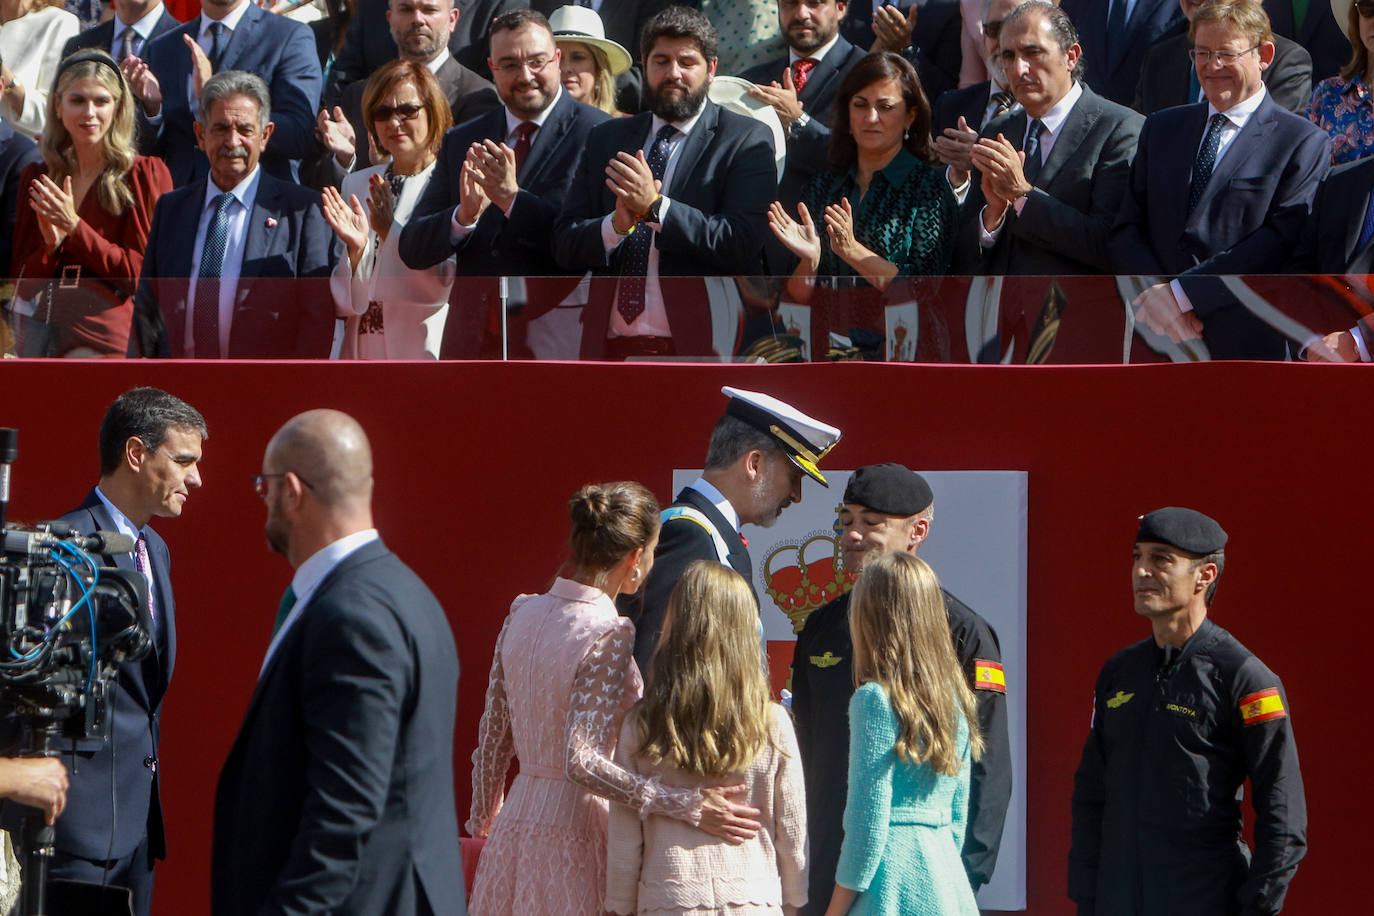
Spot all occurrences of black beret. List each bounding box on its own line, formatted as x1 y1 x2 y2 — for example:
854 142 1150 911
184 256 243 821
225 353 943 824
1136 507 1228 555
843 464 933 516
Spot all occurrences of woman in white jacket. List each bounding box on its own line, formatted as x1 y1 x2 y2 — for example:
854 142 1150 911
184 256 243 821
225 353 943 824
0 0 80 139
321 59 453 359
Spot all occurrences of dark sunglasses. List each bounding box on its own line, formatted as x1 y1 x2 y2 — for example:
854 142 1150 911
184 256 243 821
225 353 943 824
982 18 1003 39
1359 0 1374 17
372 103 423 123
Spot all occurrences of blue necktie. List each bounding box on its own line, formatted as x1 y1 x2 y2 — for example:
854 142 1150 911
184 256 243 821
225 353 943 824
193 192 234 358
616 124 677 325
1022 119 1045 184
208 21 226 70
1188 114 1228 214
1356 193 1374 255
1105 0 1129 65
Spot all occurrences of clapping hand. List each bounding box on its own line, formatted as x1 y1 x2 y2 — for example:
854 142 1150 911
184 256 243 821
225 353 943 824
768 201 821 270
606 149 660 235
466 139 520 213
30 175 79 253
367 174 395 240
823 198 865 263
934 115 979 183
316 107 356 169
183 34 213 101
121 55 162 115
456 157 490 226
871 4 917 53
748 66 804 129
321 185 369 268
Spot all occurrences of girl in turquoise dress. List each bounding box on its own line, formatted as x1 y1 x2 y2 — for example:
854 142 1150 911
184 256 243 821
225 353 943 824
821 552 984 916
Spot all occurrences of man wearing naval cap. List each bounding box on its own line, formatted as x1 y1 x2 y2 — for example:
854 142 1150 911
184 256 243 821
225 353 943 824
1068 508 1307 916
790 463 1011 912
620 386 841 677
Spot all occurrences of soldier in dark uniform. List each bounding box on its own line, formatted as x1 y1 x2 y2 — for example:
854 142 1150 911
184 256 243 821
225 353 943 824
1068 507 1306 915
791 464 1012 914
621 385 841 677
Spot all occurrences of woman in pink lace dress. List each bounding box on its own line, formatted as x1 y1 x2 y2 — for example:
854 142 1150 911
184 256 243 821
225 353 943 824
607 561 808 915
467 482 762 915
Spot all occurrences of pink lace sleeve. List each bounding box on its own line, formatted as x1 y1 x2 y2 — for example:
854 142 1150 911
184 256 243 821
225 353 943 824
466 617 515 838
564 622 704 824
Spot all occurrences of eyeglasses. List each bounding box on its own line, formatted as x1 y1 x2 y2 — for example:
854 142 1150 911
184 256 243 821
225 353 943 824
372 102 423 123
252 472 314 499
493 55 553 75
981 19 1002 39
1188 46 1259 66
1358 0 1374 18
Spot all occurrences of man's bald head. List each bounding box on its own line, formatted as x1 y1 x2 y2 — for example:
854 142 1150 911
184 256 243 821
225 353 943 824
266 409 374 509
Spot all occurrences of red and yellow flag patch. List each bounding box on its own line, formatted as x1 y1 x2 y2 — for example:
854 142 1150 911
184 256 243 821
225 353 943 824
1239 688 1286 725
974 660 1006 694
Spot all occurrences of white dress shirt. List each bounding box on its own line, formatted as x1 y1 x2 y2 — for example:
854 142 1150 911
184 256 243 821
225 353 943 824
260 528 380 674
598 105 707 338
185 165 262 356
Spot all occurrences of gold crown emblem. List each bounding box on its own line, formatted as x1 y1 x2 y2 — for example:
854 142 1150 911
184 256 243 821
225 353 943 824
763 533 855 633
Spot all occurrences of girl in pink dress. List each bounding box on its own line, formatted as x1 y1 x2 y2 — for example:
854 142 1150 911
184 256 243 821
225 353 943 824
607 561 808 915
468 482 760 915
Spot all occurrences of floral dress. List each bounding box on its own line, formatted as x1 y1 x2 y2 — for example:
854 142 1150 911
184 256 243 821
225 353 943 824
1307 74 1374 165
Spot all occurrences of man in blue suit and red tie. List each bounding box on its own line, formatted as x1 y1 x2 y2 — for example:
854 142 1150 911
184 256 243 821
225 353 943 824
1110 0 1330 359
43 387 204 916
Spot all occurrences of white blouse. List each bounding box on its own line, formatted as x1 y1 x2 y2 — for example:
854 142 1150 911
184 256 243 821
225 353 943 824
330 159 455 360
0 6 81 139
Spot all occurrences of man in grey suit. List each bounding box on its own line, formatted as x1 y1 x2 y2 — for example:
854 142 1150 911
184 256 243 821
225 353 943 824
554 6 777 359
1134 0 1312 115
1111 0 1330 358
213 409 462 916
965 1 1143 276
130 72 338 358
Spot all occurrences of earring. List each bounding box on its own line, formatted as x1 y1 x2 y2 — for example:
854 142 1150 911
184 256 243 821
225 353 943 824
904 127 910 140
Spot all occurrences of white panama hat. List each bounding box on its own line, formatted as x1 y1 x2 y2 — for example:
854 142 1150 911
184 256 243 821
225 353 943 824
707 76 788 183
548 5 633 77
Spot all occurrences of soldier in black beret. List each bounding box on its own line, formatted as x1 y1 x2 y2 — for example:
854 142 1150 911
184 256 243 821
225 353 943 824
1068 508 1307 916
790 463 1012 912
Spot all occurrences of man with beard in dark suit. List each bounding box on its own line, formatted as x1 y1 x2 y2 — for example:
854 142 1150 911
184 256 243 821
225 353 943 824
14 388 206 916
305 0 501 185
400 7 610 358
620 386 840 678
743 0 867 209
553 5 777 359
213 409 462 916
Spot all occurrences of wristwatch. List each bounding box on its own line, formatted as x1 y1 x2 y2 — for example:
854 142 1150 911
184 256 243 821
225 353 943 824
646 194 664 224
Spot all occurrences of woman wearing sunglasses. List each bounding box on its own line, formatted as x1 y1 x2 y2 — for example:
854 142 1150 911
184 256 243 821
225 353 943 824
321 58 454 358
1307 0 1374 164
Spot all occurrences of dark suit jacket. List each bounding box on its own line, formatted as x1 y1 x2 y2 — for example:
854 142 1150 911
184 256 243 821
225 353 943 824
1110 93 1330 357
399 91 611 358
962 85 1143 275
532 0 674 113
211 539 463 916
840 0 962 102
1061 0 1186 106
130 171 339 358
62 9 181 59
1265 0 1349 83
1134 32 1314 116
741 34 867 207
553 101 777 358
619 486 752 678
1292 155 1374 273
331 0 524 87
0 491 175 862
0 126 40 276
138 5 322 186
932 79 998 135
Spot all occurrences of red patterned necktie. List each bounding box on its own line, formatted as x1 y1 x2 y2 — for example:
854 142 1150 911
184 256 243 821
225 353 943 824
791 58 816 92
512 121 537 172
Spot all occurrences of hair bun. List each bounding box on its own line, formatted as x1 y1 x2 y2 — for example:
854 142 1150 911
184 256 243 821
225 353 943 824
570 484 612 529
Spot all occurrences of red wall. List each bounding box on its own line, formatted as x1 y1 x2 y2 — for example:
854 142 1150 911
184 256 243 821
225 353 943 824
0 359 1364 913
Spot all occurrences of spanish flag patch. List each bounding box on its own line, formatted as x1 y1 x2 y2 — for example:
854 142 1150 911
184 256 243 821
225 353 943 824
974 660 1006 693
1239 688 1287 725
